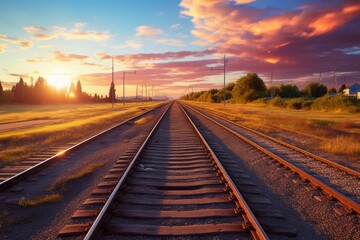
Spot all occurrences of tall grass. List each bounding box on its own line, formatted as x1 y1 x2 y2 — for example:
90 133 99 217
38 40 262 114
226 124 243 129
48 163 105 191
319 136 360 155
18 193 61 207
189 101 360 157
0 103 162 166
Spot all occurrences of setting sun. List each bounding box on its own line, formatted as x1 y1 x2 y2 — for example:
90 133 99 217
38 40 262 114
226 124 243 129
46 74 71 90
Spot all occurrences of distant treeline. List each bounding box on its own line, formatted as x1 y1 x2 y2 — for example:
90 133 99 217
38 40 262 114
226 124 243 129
0 77 109 104
180 72 359 112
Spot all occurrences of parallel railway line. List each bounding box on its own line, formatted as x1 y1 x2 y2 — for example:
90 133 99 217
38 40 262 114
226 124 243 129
1 101 358 239
182 102 360 215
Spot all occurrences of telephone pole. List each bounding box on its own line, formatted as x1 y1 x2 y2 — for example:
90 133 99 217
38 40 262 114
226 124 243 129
122 70 136 105
210 55 228 107
111 56 114 108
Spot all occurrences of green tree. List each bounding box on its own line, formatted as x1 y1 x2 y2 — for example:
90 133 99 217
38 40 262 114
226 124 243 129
0 81 3 97
76 80 82 96
303 82 327 98
279 84 300 98
109 81 116 103
33 77 48 103
76 80 83 101
328 87 337 95
338 84 347 93
12 78 29 103
232 73 266 103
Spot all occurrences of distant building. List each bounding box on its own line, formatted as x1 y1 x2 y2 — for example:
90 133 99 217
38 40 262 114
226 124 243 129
343 83 360 97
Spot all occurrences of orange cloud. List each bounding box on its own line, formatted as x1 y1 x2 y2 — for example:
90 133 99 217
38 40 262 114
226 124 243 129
0 44 7 53
306 4 360 37
135 25 163 37
53 51 88 62
180 0 360 65
0 34 32 49
25 23 110 42
232 0 255 4
26 57 47 63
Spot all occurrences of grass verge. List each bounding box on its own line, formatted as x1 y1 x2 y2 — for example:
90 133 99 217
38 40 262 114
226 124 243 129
18 193 61 207
48 163 105 191
187 101 360 157
0 102 163 166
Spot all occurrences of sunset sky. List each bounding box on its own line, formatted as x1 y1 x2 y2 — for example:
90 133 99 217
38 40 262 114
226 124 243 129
1 0 360 98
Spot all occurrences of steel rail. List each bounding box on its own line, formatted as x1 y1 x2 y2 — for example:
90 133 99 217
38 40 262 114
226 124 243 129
186 103 360 178
179 104 269 240
0 102 168 192
182 103 360 215
83 102 172 240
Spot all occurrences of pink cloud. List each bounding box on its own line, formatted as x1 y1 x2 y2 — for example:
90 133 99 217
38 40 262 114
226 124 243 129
157 38 185 46
24 26 47 32
0 34 32 49
180 0 360 61
10 73 30 79
135 25 163 37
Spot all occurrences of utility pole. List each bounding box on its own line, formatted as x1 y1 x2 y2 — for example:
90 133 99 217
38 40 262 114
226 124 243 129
122 70 136 105
112 56 114 108
333 67 338 89
210 55 228 107
270 68 274 99
145 79 147 102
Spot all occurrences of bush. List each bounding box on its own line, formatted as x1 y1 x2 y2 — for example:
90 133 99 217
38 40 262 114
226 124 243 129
301 100 314 110
232 73 266 103
269 96 285 107
311 94 359 112
286 98 304 109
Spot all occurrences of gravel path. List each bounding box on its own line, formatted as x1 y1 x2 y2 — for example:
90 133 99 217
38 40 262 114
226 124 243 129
0 105 167 240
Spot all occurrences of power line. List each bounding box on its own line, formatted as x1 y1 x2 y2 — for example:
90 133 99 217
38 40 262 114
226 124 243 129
210 55 228 107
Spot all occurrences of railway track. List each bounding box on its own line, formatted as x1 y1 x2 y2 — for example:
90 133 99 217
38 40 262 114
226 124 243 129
59 102 268 239
182 103 360 215
0 103 167 192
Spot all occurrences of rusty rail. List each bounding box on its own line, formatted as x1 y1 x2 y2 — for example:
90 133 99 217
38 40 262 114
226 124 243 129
180 104 269 240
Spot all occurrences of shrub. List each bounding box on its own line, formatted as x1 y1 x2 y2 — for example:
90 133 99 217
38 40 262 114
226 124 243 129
311 94 359 112
301 100 314 110
269 96 285 107
286 98 304 109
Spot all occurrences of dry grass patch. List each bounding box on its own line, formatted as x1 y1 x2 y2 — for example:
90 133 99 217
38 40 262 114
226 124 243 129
187 101 360 157
0 102 163 165
319 136 360 155
48 163 104 191
0 145 34 166
18 193 61 207
134 115 154 125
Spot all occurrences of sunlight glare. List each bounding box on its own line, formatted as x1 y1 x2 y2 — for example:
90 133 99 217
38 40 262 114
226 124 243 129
47 75 71 90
